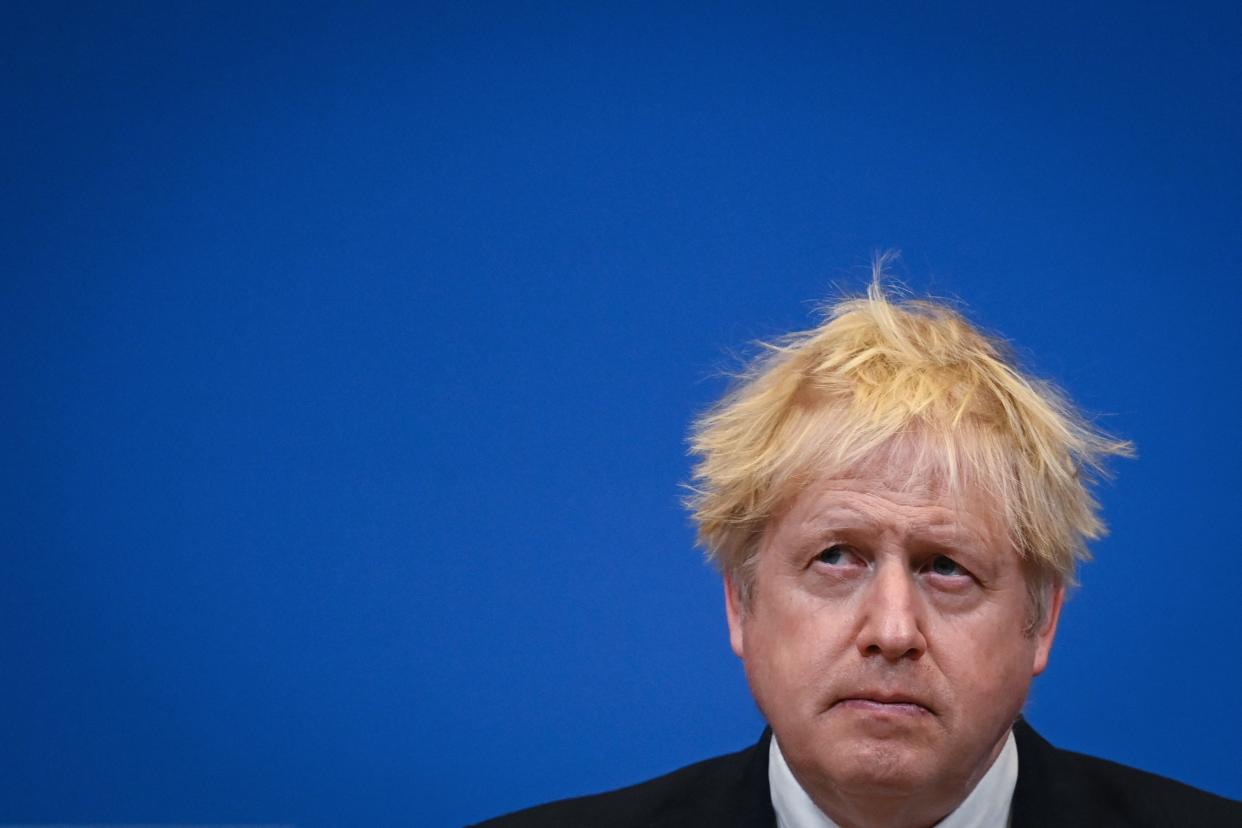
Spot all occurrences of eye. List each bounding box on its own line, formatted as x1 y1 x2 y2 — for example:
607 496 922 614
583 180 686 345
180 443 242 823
815 544 861 567
927 555 967 577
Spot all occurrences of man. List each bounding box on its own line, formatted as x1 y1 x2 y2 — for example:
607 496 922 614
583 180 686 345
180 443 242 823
474 279 1241 827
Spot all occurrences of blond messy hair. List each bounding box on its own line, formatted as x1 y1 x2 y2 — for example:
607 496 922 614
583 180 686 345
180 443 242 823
686 267 1132 621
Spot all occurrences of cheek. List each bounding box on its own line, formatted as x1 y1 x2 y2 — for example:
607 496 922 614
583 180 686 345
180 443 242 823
935 618 1039 698
744 601 846 698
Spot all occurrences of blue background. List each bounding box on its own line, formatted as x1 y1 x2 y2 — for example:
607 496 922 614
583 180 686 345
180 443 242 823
5 3 1240 826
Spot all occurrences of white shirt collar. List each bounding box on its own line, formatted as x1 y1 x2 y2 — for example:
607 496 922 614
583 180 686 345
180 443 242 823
768 729 1019 828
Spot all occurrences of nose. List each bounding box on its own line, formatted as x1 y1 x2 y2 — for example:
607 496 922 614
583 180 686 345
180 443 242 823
856 562 927 661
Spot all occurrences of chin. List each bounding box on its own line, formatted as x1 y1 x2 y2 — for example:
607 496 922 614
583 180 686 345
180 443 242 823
829 740 934 794
780 726 934 800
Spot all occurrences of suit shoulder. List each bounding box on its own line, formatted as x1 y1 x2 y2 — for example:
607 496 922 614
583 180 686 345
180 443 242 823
1014 720 1241 827
1056 745 1239 825
468 737 768 828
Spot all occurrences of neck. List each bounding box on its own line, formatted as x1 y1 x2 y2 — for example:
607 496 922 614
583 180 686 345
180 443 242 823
819 794 953 828
808 787 962 828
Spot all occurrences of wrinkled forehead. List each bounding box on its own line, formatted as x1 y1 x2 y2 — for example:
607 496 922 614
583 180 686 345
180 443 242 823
776 428 1013 544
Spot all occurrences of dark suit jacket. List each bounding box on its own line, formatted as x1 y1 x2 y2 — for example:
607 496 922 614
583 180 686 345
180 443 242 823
471 720 1241 827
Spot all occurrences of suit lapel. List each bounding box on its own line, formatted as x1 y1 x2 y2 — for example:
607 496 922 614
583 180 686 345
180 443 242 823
651 728 775 828
1010 718 1087 828
728 728 777 827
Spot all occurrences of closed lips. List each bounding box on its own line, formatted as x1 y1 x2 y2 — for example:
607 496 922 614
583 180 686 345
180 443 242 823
834 693 933 713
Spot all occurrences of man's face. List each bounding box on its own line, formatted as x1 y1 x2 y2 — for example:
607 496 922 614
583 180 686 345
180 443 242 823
725 461 1062 815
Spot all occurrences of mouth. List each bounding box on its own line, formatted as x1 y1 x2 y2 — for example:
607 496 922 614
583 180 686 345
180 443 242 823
832 693 933 716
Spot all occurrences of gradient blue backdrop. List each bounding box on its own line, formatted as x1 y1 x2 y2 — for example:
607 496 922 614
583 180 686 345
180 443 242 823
5 3 1240 826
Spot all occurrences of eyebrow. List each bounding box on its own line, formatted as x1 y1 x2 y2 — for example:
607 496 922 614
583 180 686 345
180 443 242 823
797 506 983 547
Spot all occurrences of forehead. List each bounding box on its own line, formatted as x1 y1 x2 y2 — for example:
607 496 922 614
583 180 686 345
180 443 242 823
768 454 1009 553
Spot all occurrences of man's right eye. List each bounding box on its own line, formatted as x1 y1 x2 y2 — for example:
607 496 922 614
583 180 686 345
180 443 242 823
815 544 856 566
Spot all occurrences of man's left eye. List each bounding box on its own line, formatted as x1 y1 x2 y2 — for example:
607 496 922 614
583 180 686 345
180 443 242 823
928 556 965 577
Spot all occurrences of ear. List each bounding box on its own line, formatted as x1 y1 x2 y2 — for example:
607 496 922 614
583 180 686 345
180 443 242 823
724 574 746 659
1031 582 1065 676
